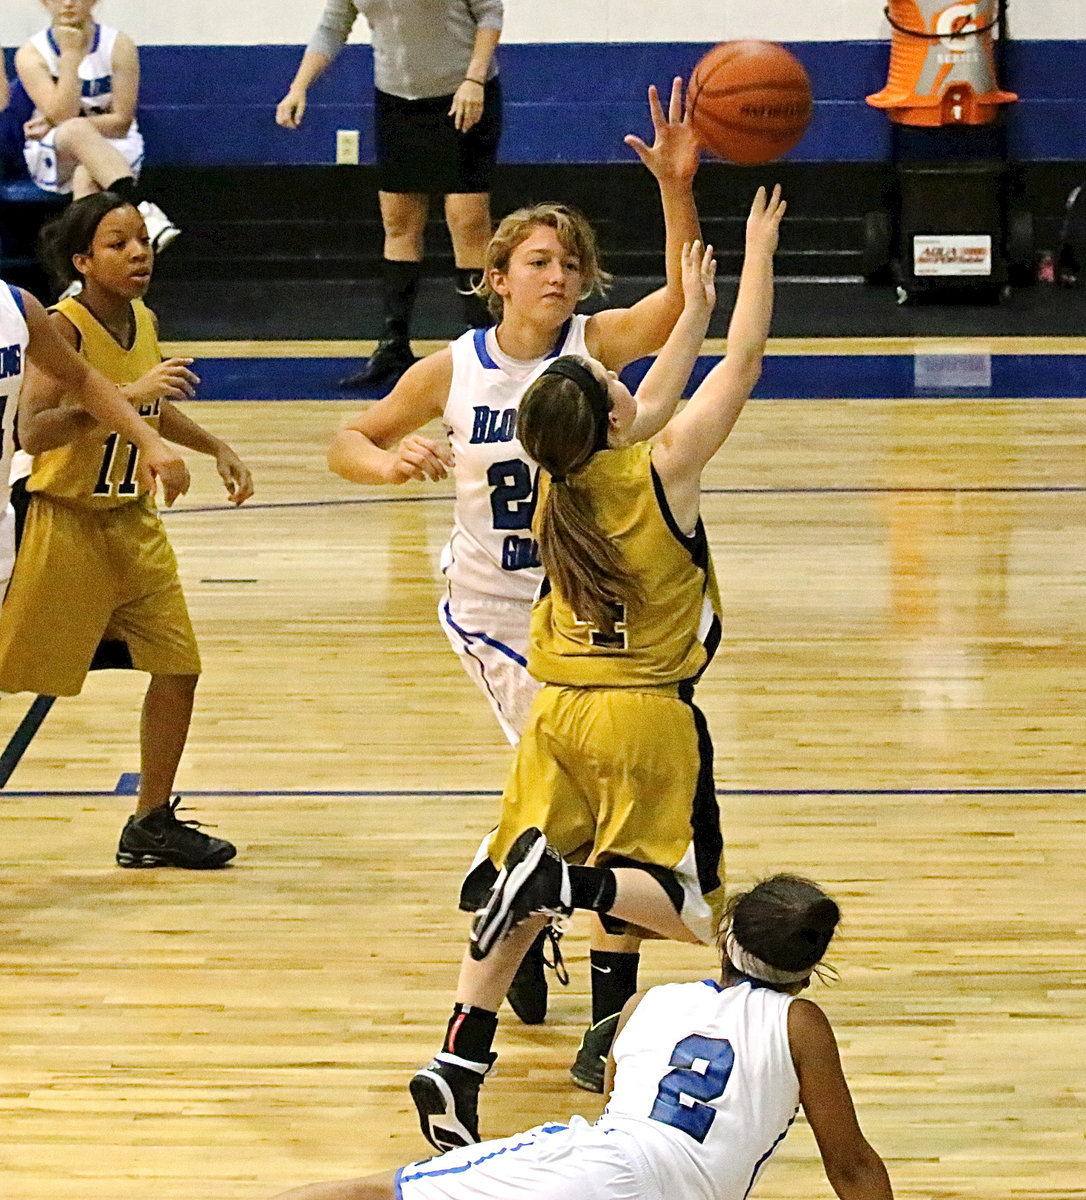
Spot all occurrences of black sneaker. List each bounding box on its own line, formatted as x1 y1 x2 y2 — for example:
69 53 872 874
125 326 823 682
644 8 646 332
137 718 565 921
570 1011 621 1093
339 338 417 389
506 925 569 1024
470 827 572 961
409 1051 494 1152
116 798 236 869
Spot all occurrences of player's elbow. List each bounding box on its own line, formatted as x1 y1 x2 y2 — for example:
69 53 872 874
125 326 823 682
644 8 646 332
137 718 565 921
823 1140 891 1200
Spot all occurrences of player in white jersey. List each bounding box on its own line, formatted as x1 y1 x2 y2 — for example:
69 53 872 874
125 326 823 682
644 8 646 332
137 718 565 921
328 78 702 1068
16 1 178 248
265 874 894 1200
0 276 188 589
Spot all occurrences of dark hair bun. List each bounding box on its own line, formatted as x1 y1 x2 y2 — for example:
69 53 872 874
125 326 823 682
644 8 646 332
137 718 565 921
729 875 840 975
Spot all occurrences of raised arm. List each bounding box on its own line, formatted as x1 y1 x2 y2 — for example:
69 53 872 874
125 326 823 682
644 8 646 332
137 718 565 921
587 78 702 371
649 185 783 526
327 350 453 484
20 292 189 504
624 239 716 444
789 999 894 1200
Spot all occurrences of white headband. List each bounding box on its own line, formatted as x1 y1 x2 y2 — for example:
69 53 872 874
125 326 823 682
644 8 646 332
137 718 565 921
725 930 812 985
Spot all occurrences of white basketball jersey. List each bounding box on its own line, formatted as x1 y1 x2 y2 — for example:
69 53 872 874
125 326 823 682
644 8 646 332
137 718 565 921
441 316 591 602
0 282 29 582
599 979 800 1200
29 24 139 135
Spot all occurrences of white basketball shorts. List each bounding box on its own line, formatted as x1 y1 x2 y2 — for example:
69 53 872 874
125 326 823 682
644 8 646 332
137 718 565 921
395 1118 659 1200
438 584 541 746
24 125 145 194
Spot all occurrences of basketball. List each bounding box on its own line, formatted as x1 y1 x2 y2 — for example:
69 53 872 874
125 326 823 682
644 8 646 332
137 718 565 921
688 41 814 164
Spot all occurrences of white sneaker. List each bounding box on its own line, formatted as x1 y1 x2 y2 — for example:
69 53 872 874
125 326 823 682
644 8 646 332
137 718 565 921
137 200 181 253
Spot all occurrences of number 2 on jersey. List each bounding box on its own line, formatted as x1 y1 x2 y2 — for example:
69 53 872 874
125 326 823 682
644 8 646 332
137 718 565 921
94 432 141 497
487 458 536 530
649 1034 735 1143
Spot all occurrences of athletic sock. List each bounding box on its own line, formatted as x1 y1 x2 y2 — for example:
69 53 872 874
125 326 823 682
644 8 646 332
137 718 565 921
590 950 640 1025
106 175 139 201
569 865 617 914
381 259 421 344
442 1003 498 1064
456 267 491 328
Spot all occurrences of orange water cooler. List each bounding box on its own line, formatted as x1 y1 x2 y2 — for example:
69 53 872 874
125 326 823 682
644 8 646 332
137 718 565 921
862 1 1032 302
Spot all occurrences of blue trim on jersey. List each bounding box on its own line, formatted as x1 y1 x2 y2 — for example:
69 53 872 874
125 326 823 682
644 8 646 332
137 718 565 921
6 284 26 318
398 1124 568 1186
472 326 498 369
91 23 101 53
742 1109 798 1200
473 318 574 371
701 978 724 992
549 318 573 357
441 599 528 668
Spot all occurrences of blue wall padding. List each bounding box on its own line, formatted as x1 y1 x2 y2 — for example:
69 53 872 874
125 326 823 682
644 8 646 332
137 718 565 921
6 42 1086 167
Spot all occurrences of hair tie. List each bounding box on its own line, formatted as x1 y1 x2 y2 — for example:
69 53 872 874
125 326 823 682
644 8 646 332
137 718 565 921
539 356 611 453
724 929 812 985
550 473 566 484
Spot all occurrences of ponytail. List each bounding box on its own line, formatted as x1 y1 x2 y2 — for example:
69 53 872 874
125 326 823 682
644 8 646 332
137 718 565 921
518 357 641 633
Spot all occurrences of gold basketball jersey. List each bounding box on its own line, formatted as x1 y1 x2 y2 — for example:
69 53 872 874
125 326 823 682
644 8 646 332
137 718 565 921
28 297 162 508
529 441 722 689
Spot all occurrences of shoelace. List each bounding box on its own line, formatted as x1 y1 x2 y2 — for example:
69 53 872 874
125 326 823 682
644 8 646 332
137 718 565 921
542 923 570 987
164 797 218 829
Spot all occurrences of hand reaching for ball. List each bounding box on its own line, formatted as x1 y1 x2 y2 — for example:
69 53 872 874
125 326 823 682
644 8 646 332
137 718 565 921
746 185 787 258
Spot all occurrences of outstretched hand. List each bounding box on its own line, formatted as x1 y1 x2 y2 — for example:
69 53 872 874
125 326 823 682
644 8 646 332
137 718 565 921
680 239 717 318
623 78 700 187
746 185 787 257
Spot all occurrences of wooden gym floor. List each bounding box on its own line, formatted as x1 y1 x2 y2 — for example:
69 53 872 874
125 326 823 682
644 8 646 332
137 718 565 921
1 337 1084 1199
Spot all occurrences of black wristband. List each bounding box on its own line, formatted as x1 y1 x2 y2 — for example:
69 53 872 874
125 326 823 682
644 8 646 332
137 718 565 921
463 76 486 86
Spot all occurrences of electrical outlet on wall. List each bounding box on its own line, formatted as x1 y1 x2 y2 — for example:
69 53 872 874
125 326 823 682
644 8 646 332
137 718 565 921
336 129 360 165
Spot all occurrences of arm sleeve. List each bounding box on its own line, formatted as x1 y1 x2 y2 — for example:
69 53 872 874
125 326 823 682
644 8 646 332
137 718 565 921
306 0 361 61
467 0 504 31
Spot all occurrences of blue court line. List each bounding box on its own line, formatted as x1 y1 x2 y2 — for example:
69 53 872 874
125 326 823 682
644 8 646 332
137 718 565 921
0 786 1083 799
187 354 1086 401
160 483 1086 518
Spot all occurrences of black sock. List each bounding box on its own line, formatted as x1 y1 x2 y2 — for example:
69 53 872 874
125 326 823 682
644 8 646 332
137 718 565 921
107 175 138 201
456 267 491 328
590 950 640 1025
441 1003 497 1064
569 865 617 913
382 259 421 344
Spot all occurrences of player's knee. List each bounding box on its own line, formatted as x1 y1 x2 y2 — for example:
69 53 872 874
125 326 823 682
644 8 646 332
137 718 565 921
53 116 97 150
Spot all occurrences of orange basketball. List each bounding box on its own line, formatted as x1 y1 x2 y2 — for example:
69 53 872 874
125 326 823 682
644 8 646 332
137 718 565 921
688 41 813 164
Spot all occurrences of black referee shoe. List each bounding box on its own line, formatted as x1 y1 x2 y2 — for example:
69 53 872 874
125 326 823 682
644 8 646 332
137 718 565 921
116 798 236 869
339 338 416 390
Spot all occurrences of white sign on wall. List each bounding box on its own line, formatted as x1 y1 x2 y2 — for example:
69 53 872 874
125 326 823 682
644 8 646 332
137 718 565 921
913 234 993 276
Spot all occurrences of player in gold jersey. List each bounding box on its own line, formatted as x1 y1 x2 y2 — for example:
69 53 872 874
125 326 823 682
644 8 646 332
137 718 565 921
0 191 253 868
409 187 786 1153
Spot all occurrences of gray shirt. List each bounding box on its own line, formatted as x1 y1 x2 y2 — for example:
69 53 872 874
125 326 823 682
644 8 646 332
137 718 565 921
307 0 503 100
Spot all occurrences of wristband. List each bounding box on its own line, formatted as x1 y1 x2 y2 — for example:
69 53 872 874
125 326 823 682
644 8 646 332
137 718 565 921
463 76 486 86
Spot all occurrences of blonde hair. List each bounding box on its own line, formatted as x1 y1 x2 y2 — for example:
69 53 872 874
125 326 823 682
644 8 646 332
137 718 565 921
518 357 640 633
478 203 613 320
